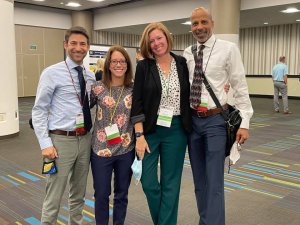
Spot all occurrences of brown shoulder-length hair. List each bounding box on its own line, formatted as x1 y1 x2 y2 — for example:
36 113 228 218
102 45 133 88
140 22 173 59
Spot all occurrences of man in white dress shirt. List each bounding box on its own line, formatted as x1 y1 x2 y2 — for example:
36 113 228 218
183 7 253 225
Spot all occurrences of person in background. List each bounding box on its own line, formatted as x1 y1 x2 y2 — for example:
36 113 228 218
183 7 253 225
95 58 105 81
135 50 144 63
131 22 191 225
32 26 95 224
272 56 291 114
90 45 135 225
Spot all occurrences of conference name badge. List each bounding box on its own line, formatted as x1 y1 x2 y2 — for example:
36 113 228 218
75 113 86 134
157 106 174 128
198 87 209 112
105 124 122 145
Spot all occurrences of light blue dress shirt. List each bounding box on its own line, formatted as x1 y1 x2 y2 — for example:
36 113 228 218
32 57 95 149
272 63 288 81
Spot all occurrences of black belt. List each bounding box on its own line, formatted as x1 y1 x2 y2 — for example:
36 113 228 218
191 105 227 118
49 130 87 136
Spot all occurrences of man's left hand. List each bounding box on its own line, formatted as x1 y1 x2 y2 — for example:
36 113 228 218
236 128 249 144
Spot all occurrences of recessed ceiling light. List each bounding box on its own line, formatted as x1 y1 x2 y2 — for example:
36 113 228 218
264 22 269 25
280 7 300 13
87 0 105 2
33 0 45 2
60 2 64 5
181 21 191 25
296 19 300 22
66 2 81 7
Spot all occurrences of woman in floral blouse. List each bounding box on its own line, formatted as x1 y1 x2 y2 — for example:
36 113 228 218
90 45 134 225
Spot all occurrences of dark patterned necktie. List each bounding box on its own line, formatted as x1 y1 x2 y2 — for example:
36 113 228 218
75 66 92 132
190 45 205 108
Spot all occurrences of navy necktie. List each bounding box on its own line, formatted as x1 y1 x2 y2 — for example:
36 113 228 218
190 45 205 108
75 66 92 132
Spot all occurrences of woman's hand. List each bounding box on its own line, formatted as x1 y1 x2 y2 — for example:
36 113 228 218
135 136 150 160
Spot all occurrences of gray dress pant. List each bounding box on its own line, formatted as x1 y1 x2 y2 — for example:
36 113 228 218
273 81 288 112
41 132 91 225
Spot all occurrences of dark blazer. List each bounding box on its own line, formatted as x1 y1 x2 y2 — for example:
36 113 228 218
131 52 191 134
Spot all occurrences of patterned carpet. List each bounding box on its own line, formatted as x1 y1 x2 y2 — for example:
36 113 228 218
0 97 299 225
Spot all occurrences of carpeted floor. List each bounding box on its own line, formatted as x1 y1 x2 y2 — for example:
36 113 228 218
0 97 299 225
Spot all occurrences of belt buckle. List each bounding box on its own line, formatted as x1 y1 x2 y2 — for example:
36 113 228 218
197 110 206 117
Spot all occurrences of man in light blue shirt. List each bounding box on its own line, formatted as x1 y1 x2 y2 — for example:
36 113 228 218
32 26 95 224
272 56 291 114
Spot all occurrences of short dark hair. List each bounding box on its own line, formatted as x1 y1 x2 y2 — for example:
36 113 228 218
279 56 286 62
102 45 133 88
65 26 90 44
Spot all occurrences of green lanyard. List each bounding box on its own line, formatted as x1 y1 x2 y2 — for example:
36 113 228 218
109 85 124 126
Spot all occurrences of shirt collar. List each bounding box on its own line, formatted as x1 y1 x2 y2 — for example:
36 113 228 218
197 34 216 50
65 57 83 70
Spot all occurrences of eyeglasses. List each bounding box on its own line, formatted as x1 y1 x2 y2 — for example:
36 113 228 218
110 60 127 66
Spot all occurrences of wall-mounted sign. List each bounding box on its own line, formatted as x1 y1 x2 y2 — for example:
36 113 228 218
29 44 38 50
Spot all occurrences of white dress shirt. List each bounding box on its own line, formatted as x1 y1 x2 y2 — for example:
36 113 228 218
183 34 253 129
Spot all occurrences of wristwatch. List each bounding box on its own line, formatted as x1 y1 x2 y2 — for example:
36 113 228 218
135 132 144 138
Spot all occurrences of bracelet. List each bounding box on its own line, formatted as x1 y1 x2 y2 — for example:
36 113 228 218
135 132 144 138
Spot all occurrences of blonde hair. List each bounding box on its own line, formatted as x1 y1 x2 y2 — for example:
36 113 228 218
95 58 105 73
140 22 173 59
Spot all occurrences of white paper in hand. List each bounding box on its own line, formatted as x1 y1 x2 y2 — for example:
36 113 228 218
229 141 242 165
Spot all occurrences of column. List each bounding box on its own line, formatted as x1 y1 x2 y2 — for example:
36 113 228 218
210 0 241 104
0 0 19 139
71 10 93 70
210 0 241 45
71 11 93 41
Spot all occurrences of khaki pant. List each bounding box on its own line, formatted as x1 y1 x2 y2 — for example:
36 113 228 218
41 132 91 225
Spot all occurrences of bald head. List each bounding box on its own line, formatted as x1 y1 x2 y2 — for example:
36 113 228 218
191 7 212 20
190 7 214 43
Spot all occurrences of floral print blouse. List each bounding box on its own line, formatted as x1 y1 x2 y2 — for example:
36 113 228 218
90 81 134 157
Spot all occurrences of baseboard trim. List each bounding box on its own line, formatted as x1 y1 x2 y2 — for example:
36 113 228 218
250 94 300 100
0 132 20 140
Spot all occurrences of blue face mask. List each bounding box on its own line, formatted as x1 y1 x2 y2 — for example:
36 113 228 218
131 155 142 185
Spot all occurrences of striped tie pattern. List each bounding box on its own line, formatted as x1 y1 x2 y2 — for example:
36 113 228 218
75 66 92 132
190 45 205 108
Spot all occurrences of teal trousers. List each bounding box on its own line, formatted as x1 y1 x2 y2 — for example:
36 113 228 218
141 116 187 225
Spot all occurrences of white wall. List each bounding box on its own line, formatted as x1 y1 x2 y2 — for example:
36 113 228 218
94 0 207 30
14 1 300 29
241 0 300 10
14 5 71 29
0 0 19 136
